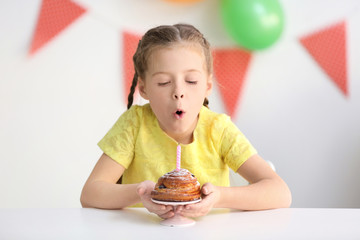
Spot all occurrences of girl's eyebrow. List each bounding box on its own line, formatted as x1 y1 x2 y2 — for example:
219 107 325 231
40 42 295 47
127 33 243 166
151 69 201 77
185 69 202 74
151 72 169 77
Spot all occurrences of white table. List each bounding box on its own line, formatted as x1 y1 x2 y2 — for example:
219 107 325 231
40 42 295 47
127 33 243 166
0 208 359 239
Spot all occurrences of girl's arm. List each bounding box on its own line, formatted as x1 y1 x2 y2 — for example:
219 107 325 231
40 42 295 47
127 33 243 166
179 154 292 217
80 153 139 209
80 153 173 218
216 154 292 210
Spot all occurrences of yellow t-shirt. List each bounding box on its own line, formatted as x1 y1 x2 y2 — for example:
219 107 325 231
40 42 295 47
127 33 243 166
98 104 257 207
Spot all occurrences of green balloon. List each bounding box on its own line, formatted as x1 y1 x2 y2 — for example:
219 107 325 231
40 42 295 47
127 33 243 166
220 0 285 50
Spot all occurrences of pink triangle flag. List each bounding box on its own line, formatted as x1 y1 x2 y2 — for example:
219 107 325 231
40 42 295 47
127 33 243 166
29 0 86 55
122 31 142 104
213 49 252 118
300 21 348 96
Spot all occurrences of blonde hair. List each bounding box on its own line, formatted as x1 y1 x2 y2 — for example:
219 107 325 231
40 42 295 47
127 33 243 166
127 23 213 109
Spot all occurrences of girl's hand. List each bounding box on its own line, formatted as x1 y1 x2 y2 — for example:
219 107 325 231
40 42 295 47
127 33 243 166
136 180 174 219
177 182 220 218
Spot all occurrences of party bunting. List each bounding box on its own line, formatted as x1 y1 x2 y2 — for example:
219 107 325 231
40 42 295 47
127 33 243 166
123 31 142 104
300 21 348 96
28 0 86 55
213 49 252 118
29 1 349 115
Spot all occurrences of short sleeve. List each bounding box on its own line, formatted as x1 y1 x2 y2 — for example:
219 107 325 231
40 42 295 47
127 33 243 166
97 106 141 169
218 116 257 172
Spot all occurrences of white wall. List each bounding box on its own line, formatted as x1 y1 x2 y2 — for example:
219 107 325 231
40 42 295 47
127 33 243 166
0 0 359 208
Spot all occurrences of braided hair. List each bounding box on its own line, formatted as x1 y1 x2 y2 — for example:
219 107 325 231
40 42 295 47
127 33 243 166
127 24 213 109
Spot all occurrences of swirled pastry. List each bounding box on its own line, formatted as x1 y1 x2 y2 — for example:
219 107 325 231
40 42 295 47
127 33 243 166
151 169 201 202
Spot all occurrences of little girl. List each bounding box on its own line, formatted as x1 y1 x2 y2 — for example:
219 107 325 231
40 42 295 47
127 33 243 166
81 24 291 219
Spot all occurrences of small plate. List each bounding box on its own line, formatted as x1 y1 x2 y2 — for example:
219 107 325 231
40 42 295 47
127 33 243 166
151 198 201 206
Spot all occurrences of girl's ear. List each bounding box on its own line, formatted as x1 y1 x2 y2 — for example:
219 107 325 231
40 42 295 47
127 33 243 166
138 78 149 100
205 74 213 97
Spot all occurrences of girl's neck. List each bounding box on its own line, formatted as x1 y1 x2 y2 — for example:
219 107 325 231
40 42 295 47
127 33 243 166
174 133 194 145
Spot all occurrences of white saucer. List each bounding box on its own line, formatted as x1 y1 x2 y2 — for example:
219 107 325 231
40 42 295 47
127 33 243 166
151 198 201 206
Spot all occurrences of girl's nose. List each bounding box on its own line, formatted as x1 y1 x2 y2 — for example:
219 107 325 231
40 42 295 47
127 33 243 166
173 83 184 99
173 93 184 99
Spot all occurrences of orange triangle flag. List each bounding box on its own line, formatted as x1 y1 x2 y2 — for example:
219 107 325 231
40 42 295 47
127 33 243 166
123 31 142 104
300 21 348 96
29 0 86 55
213 49 252 118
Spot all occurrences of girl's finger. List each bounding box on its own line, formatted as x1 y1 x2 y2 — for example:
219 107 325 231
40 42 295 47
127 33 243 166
159 210 174 219
175 205 184 213
149 202 166 211
136 187 145 196
150 202 173 214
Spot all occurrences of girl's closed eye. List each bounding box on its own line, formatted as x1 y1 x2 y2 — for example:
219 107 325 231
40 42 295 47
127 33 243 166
185 76 199 84
158 81 170 86
185 72 200 85
186 80 198 85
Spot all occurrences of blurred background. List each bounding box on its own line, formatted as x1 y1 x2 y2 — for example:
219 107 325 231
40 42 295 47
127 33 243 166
0 0 359 208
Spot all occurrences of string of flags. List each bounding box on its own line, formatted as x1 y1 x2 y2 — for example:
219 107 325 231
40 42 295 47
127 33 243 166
29 0 349 118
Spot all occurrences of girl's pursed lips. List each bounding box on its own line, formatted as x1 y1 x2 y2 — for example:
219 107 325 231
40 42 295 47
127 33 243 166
174 109 185 120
